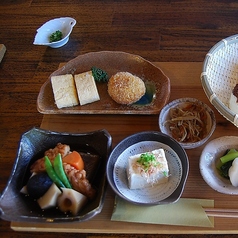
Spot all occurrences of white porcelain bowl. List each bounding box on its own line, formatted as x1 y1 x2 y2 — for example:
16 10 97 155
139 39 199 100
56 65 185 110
159 98 216 149
33 17 76 48
200 136 238 195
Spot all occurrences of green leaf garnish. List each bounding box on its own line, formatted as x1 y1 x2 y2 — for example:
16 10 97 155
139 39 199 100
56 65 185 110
49 30 63 43
91 66 108 82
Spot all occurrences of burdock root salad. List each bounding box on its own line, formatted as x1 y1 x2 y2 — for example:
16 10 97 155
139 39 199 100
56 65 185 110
20 143 97 215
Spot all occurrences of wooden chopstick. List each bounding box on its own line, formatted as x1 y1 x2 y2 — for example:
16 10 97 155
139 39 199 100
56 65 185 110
205 208 238 218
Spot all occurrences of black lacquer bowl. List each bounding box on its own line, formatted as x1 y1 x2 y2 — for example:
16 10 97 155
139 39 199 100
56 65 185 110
0 127 112 223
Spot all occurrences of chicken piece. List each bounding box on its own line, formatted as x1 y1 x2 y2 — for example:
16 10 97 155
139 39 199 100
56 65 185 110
63 163 96 200
30 143 70 173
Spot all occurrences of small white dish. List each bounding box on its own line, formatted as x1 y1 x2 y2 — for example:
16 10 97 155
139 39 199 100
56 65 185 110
199 136 238 195
159 98 216 149
33 17 76 48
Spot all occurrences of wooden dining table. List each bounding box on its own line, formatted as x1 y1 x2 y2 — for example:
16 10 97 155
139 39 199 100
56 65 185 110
1 1 238 238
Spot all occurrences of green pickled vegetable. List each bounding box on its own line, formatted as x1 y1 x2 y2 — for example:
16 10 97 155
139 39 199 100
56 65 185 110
53 153 71 188
219 160 233 179
44 156 65 188
91 66 108 82
49 30 63 43
217 149 238 179
220 150 238 164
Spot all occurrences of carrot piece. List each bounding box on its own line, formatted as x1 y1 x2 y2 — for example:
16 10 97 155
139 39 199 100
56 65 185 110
62 151 84 171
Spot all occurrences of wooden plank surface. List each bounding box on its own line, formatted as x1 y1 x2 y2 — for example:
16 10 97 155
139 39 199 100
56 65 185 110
1 1 238 237
0 44 6 62
11 62 238 234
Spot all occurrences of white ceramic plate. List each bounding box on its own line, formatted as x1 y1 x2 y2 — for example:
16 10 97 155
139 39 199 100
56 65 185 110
113 141 182 204
199 136 238 195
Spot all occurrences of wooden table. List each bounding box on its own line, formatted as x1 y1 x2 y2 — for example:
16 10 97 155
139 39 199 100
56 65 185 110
1 1 238 237
9 62 238 234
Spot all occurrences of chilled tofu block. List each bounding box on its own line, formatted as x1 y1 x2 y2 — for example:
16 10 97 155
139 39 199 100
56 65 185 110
127 149 169 189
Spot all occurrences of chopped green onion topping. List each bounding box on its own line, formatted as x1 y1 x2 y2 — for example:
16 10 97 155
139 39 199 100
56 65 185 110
137 153 159 171
163 171 168 177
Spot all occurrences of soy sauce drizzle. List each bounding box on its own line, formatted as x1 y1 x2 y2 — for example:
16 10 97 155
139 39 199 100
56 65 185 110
134 82 156 106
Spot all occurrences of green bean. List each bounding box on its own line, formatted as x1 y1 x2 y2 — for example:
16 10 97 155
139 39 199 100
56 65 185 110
53 153 72 188
44 156 65 188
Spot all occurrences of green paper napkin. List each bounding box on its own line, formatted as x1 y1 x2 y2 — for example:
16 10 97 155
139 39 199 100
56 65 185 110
111 197 214 227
